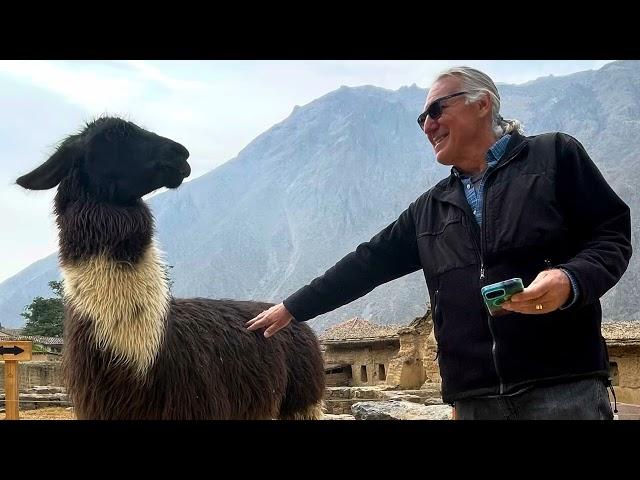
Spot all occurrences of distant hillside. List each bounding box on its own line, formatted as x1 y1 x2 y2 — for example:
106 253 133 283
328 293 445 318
2 60 639 332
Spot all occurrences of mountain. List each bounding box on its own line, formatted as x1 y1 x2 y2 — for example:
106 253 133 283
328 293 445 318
2 60 640 332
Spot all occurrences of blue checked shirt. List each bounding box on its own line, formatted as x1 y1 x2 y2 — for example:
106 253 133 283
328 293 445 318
454 134 579 309
457 134 511 226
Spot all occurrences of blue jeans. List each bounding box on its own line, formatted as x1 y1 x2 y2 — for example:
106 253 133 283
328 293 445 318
454 377 614 420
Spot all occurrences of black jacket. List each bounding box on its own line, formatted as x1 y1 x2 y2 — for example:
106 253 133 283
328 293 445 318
284 132 632 403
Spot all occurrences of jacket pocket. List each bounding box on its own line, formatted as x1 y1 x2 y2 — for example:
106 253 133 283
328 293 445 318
488 173 567 252
417 217 477 278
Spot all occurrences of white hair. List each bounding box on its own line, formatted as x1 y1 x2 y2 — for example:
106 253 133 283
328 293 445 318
434 66 524 137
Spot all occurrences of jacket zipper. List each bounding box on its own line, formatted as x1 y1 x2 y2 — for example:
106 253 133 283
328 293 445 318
433 289 439 360
460 195 503 392
467 223 503 392
477 142 527 395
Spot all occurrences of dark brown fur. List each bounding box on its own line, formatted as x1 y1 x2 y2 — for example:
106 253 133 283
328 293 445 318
55 168 154 264
63 298 325 420
18 117 326 419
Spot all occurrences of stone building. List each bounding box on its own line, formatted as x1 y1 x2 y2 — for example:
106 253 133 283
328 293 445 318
385 310 439 389
320 318 401 387
0 362 63 391
602 321 640 405
320 311 440 389
320 313 640 409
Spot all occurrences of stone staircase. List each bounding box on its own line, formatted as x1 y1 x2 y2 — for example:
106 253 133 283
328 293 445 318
323 383 444 415
0 385 72 412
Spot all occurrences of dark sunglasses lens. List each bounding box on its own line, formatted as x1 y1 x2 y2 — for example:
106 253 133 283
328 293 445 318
417 112 427 128
428 101 442 119
417 101 442 128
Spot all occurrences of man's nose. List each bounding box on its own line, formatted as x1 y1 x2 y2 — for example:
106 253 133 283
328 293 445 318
423 115 438 134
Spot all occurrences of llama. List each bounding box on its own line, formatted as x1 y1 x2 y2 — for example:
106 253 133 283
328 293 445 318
16 116 325 419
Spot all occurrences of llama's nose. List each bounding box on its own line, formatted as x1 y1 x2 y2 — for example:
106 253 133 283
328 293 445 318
168 142 190 160
162 141 190 177
180 161 191 178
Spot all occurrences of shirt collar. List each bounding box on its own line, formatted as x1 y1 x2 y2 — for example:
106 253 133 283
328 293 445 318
452 133 512 178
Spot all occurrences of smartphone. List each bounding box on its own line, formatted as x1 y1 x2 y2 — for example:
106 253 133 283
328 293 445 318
481 278 524 317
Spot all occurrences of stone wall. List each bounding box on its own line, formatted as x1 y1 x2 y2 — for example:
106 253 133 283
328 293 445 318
608 345 640 404
423 330 441 384
387 310 439 389
324 384 444 415
325 370 352 387
32 353 63 362
0 361 63 391
386 332 426 389
0 386 71 411
323 341 399 387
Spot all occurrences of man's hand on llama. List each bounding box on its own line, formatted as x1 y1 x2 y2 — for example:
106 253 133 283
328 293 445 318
246 303 293 338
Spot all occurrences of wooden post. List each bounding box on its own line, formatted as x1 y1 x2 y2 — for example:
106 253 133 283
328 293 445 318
4 361 19 420
1 341 32 420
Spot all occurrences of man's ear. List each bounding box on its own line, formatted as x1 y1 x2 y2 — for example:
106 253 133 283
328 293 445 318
16 138 81 190
477 92 493 118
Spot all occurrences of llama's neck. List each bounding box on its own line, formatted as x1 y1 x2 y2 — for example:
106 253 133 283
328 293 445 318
56 180 169 376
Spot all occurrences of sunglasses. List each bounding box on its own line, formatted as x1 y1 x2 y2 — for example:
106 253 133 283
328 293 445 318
417 91 469 129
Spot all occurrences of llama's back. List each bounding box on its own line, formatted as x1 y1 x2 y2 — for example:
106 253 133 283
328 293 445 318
63 297 325 419
157 298 325 419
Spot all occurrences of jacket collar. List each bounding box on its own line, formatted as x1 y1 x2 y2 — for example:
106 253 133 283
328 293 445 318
431 132 529 208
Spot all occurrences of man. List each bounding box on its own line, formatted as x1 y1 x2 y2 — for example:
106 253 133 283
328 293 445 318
247 67 632 420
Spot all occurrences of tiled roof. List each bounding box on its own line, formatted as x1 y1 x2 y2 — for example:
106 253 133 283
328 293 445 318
319 317 401 342
319 319 640 345
0 333 63 345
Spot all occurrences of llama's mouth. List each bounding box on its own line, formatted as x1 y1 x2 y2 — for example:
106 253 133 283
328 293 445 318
158 161 190 188
165 177 185 189
162 170 186 188
179 162 191 178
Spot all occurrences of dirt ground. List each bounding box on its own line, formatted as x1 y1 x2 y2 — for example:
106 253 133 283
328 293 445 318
0 407 76 420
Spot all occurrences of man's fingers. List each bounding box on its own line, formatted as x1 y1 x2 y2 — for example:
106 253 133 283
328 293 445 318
510 270 556 302
510 275 548 299
264 321 284 338
246 319 266 331
246 311 272 330
246 307 280 331
246 303 292 337
509 281 547 302
248 316 278 332
503 293 554 313
502 303 546 314
264 316 293 338
245 312 265 326
246 305 278 326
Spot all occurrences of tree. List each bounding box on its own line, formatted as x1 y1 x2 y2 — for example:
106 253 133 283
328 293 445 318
163 264 175 292
20 281 65 337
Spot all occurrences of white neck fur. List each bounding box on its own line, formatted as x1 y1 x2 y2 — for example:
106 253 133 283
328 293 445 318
61 243 169 377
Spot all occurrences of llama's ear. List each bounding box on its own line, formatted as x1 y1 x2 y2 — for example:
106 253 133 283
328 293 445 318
16 140 81 190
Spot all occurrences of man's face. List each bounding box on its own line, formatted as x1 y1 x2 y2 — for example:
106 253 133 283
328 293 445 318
422 76 483 167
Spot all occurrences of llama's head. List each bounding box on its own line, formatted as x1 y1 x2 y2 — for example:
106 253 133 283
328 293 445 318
16 116 191 204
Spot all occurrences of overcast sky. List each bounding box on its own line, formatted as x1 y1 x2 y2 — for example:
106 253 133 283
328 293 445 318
0 60 613 283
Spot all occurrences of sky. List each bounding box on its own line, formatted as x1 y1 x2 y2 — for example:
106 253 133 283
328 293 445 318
0 60 613 284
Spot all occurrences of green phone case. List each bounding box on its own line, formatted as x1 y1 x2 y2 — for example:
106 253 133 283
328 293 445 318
481 278 524 317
